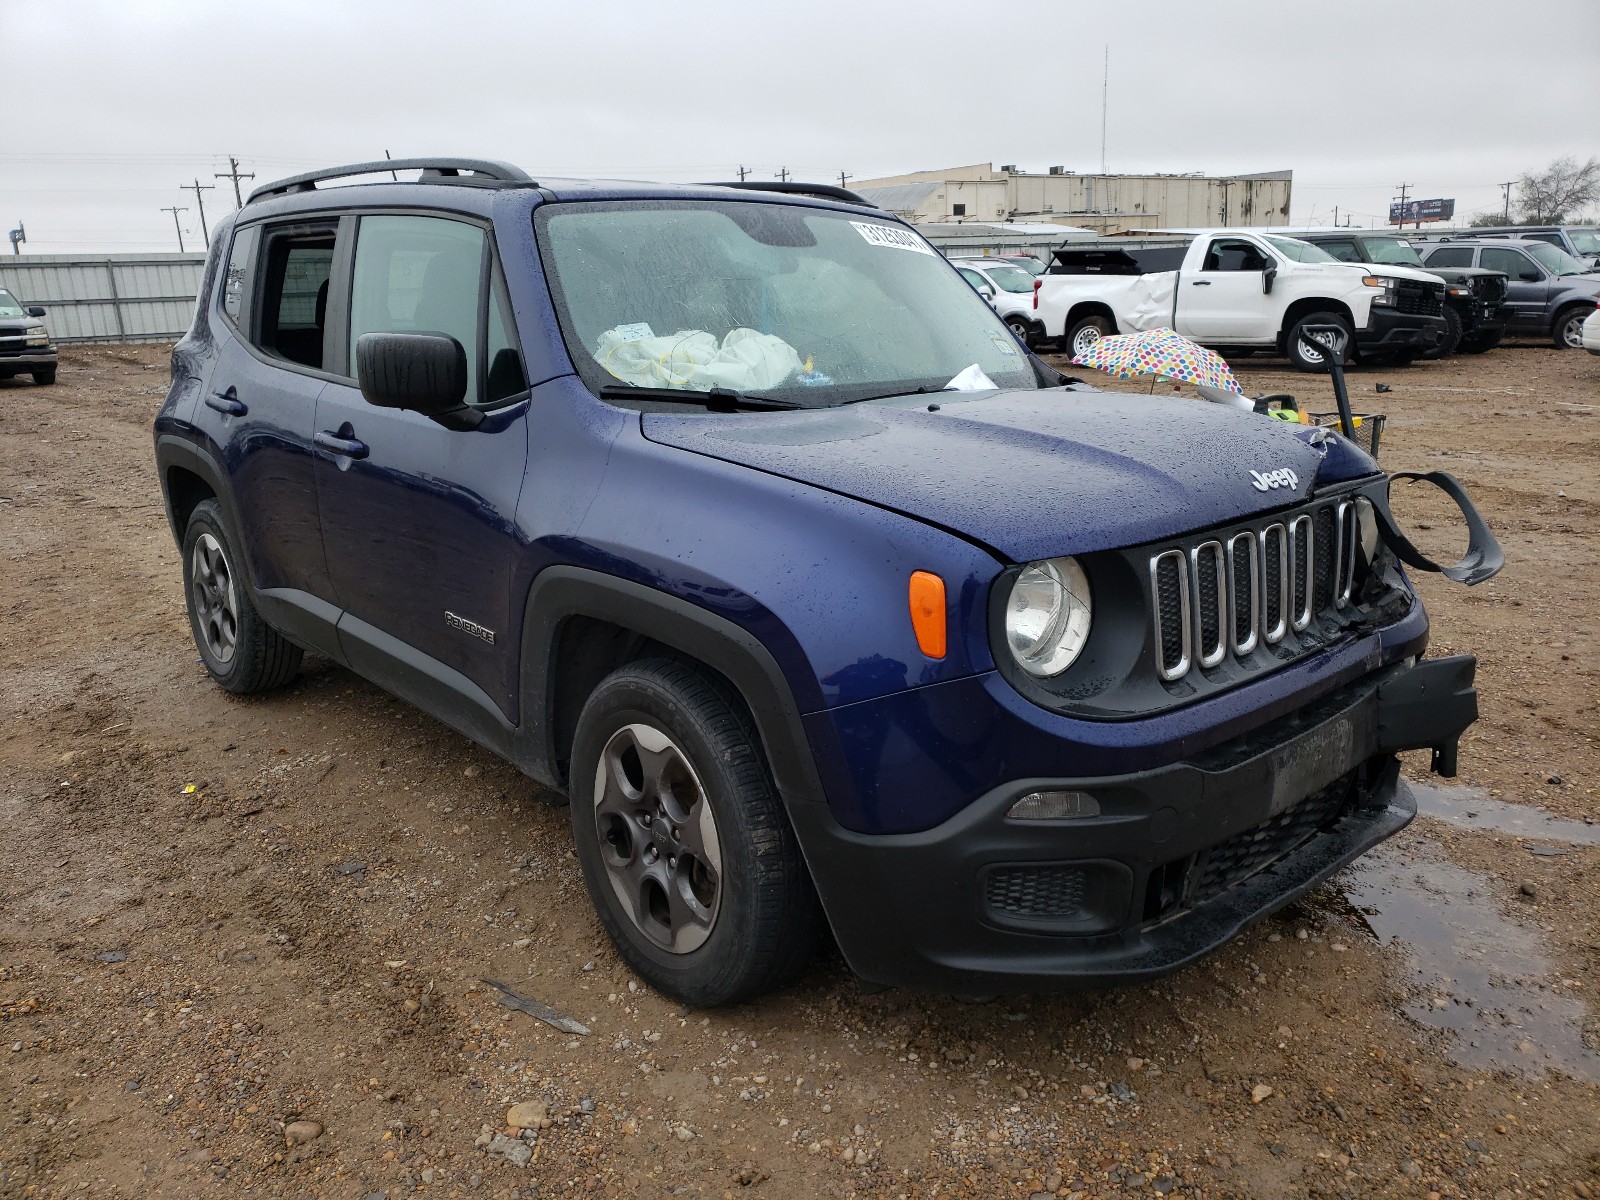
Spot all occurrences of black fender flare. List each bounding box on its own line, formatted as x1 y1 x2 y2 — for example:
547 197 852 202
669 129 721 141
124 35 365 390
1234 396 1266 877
154 433 246 556
517 566 826 813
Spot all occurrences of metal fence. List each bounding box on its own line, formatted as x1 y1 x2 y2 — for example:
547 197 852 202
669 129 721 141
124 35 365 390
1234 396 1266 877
0 253 206 344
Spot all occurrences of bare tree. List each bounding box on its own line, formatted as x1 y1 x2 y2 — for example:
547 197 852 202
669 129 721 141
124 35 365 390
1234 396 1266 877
1516 156 1600 224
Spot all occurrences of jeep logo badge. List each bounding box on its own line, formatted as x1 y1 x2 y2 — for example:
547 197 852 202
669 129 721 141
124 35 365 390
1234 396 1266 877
1249 467 1300 493
445 611 496 645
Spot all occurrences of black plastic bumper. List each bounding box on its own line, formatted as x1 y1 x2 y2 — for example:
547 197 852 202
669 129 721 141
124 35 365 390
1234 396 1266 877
793 655 1477 993
0 347 57 374
1357 307 1446 354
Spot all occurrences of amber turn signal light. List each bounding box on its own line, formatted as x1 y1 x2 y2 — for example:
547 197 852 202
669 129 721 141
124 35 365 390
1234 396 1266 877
908 571 947 659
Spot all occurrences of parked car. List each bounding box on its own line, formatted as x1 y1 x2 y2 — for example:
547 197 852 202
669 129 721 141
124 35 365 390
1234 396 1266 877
0 287 57 385
1296 231 1506 356
1455 225 1600 270
952 258 1045 344
1582 301 1600 355
1038 230 1448 370
1416 239 1600 349
155 158 1487 1005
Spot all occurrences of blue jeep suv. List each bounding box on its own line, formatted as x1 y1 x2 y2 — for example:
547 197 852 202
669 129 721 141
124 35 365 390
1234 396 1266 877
154 159 1483 1006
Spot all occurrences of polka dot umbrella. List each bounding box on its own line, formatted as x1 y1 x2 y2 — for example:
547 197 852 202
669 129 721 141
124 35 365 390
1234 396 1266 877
1071 327 1243 394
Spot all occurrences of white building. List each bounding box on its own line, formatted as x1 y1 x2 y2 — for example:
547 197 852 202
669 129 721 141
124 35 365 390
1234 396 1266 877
853 163 1293 234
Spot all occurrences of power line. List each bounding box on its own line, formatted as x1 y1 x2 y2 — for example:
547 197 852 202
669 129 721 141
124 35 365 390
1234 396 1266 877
160 205 189 253
215 156 255 207
183 178 216 241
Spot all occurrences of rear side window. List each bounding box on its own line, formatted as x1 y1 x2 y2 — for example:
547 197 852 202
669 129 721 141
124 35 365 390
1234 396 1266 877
349 215 486 404
1481 247 1534 277
1423 246 1473 268
254 225 337 370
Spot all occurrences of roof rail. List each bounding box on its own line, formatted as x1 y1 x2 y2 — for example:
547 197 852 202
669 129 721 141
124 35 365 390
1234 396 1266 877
248 158 534 204
701 180 877 209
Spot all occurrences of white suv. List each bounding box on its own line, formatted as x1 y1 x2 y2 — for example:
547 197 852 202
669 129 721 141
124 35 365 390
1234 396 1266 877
951 259 1043 346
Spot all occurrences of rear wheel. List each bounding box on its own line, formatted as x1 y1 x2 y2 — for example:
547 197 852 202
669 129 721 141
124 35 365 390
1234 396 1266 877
1285 311 1353 373
1066 314 1113 358
1422 306 1463 359
1554 305 1589 349
32 366 56 385
182 499 303 693
568 658 822 1006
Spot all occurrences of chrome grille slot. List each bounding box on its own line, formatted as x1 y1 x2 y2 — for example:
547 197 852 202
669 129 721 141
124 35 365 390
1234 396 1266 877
1226 531 1259 656
1288 514 1314 631
1260 523 1289 644
1190 540 1226 669
1335 501 1357 606
1150 550 1191 682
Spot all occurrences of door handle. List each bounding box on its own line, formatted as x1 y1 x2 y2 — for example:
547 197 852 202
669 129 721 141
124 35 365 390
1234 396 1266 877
314 429 370 460
1191 280 1212 286
206 387 247 416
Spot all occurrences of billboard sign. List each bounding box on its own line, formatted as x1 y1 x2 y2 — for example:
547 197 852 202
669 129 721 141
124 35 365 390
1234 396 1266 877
1388 197 1456 225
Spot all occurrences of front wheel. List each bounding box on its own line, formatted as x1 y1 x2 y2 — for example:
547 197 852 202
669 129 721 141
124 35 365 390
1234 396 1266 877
1065 314 1113 358
1554 305 1589 349
568 658 822 1006
182 499 303 693
1285 311 1353 373
1422 306 1463 359
1004 315 1036 348
32 366 56 385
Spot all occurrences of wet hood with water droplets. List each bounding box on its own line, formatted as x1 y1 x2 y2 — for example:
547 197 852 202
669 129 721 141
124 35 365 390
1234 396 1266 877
642 386 1378 563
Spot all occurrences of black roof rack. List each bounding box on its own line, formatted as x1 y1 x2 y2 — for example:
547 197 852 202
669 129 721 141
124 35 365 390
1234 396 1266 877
248 158 534 204
701 180 877 208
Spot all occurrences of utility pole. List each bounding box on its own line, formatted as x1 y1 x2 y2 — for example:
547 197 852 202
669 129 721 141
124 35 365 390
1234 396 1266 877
183 178 216 241
1498 180 1514 223
8 221 24 256
837 170 852 189
1332 205 1338 227
1100 45 1109 176
215 156 255 207
1393 182 1411 228
776 167 790 183
161 205 189 253
736 165 750 182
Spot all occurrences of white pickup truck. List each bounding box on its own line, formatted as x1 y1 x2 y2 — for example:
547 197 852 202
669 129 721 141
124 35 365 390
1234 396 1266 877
1035 230 1448 371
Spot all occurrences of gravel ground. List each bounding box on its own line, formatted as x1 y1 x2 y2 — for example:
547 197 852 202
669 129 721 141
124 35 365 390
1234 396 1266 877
1 340 1597 1199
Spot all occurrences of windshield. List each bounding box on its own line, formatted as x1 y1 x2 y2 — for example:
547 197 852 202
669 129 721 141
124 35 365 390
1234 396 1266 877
1362 237 1425 266
1526 242 1589 275
976 263 1036 293
1265 236 1338 263
537 201 1038 406
0 289 25 318
1003 256 1046 275
1565 228 1600 256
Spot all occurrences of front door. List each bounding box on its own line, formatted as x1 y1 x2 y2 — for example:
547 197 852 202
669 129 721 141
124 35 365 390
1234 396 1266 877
1478 246 1549 332
1177 236 1275 341
312 212 532 719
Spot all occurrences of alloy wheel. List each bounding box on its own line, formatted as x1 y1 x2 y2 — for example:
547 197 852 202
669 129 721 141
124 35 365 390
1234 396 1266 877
190 532 239 665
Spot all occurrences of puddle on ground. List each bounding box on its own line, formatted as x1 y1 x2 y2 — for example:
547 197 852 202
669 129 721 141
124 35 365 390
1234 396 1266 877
1412 782 1598 848
1340 842 1598 1083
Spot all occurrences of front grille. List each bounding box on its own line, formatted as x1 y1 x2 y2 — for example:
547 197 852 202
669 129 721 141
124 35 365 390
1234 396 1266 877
1189 772 1356 905
1476 275 1506 304
1149 497 1359 685
1395 280 1445 316
985 865 1087 919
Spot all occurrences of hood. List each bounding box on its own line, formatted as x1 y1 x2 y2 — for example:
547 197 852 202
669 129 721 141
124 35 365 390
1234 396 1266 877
0 316 44 333
1320 261 1441 286
642 386 1377 563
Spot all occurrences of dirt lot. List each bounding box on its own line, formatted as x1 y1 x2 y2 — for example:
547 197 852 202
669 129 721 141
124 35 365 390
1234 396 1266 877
2 341 1597 1200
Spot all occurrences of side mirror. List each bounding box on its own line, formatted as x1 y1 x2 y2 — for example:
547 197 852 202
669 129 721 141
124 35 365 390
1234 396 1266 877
1262 264 1278 295
1519 271 1542 281
356 331 481 430
977 285 996 302
25 306 45 317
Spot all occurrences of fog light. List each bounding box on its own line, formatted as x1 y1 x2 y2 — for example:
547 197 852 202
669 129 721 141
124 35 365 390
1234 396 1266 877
1007 790 1100 821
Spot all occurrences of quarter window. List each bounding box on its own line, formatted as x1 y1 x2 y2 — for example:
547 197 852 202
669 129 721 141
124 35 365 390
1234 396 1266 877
349 215 487 404
221 226 258 325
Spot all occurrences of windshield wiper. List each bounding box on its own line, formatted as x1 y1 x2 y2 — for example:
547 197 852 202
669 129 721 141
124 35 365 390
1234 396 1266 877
597 384 803 411
836 385 941 406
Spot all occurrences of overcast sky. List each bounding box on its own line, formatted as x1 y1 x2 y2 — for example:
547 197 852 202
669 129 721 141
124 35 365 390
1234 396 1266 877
3 0 1597 253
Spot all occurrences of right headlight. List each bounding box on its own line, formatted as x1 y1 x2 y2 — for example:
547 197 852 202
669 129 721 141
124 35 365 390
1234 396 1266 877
1004 556 1092 677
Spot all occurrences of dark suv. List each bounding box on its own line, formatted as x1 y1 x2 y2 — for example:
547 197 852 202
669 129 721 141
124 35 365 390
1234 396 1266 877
0 287 57 384
154 159 1488 1006
1416 238 1600 349
1297 231 1506 356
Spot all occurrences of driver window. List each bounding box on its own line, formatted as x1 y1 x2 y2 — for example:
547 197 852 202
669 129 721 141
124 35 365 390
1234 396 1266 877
1319 240 1358 262
1202 239 1269 272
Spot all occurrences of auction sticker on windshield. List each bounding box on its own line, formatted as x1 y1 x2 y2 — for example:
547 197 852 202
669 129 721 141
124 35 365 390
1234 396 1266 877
851 221 936 256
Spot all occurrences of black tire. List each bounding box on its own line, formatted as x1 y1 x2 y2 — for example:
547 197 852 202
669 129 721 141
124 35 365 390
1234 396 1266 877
568 657 822 1006
1004 314 1036 348
1553 305 1589 350
31 366 56 385
1285 311 1353 373
1422 307 1463 360
1065 313 1113 358
1458 328 1502 354
181 499 303 694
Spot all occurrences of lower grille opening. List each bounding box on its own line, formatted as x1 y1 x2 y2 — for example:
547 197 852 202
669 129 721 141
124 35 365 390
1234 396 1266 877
985 865 1088 920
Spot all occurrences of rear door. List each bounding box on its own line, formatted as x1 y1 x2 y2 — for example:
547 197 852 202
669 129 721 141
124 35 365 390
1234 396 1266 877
1178 236 1275 340
1479 246 1549 332
202 217 343 654
311 211 532 719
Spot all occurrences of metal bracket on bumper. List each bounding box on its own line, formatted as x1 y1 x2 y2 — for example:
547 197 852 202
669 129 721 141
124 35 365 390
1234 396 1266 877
1375 653 1476 777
